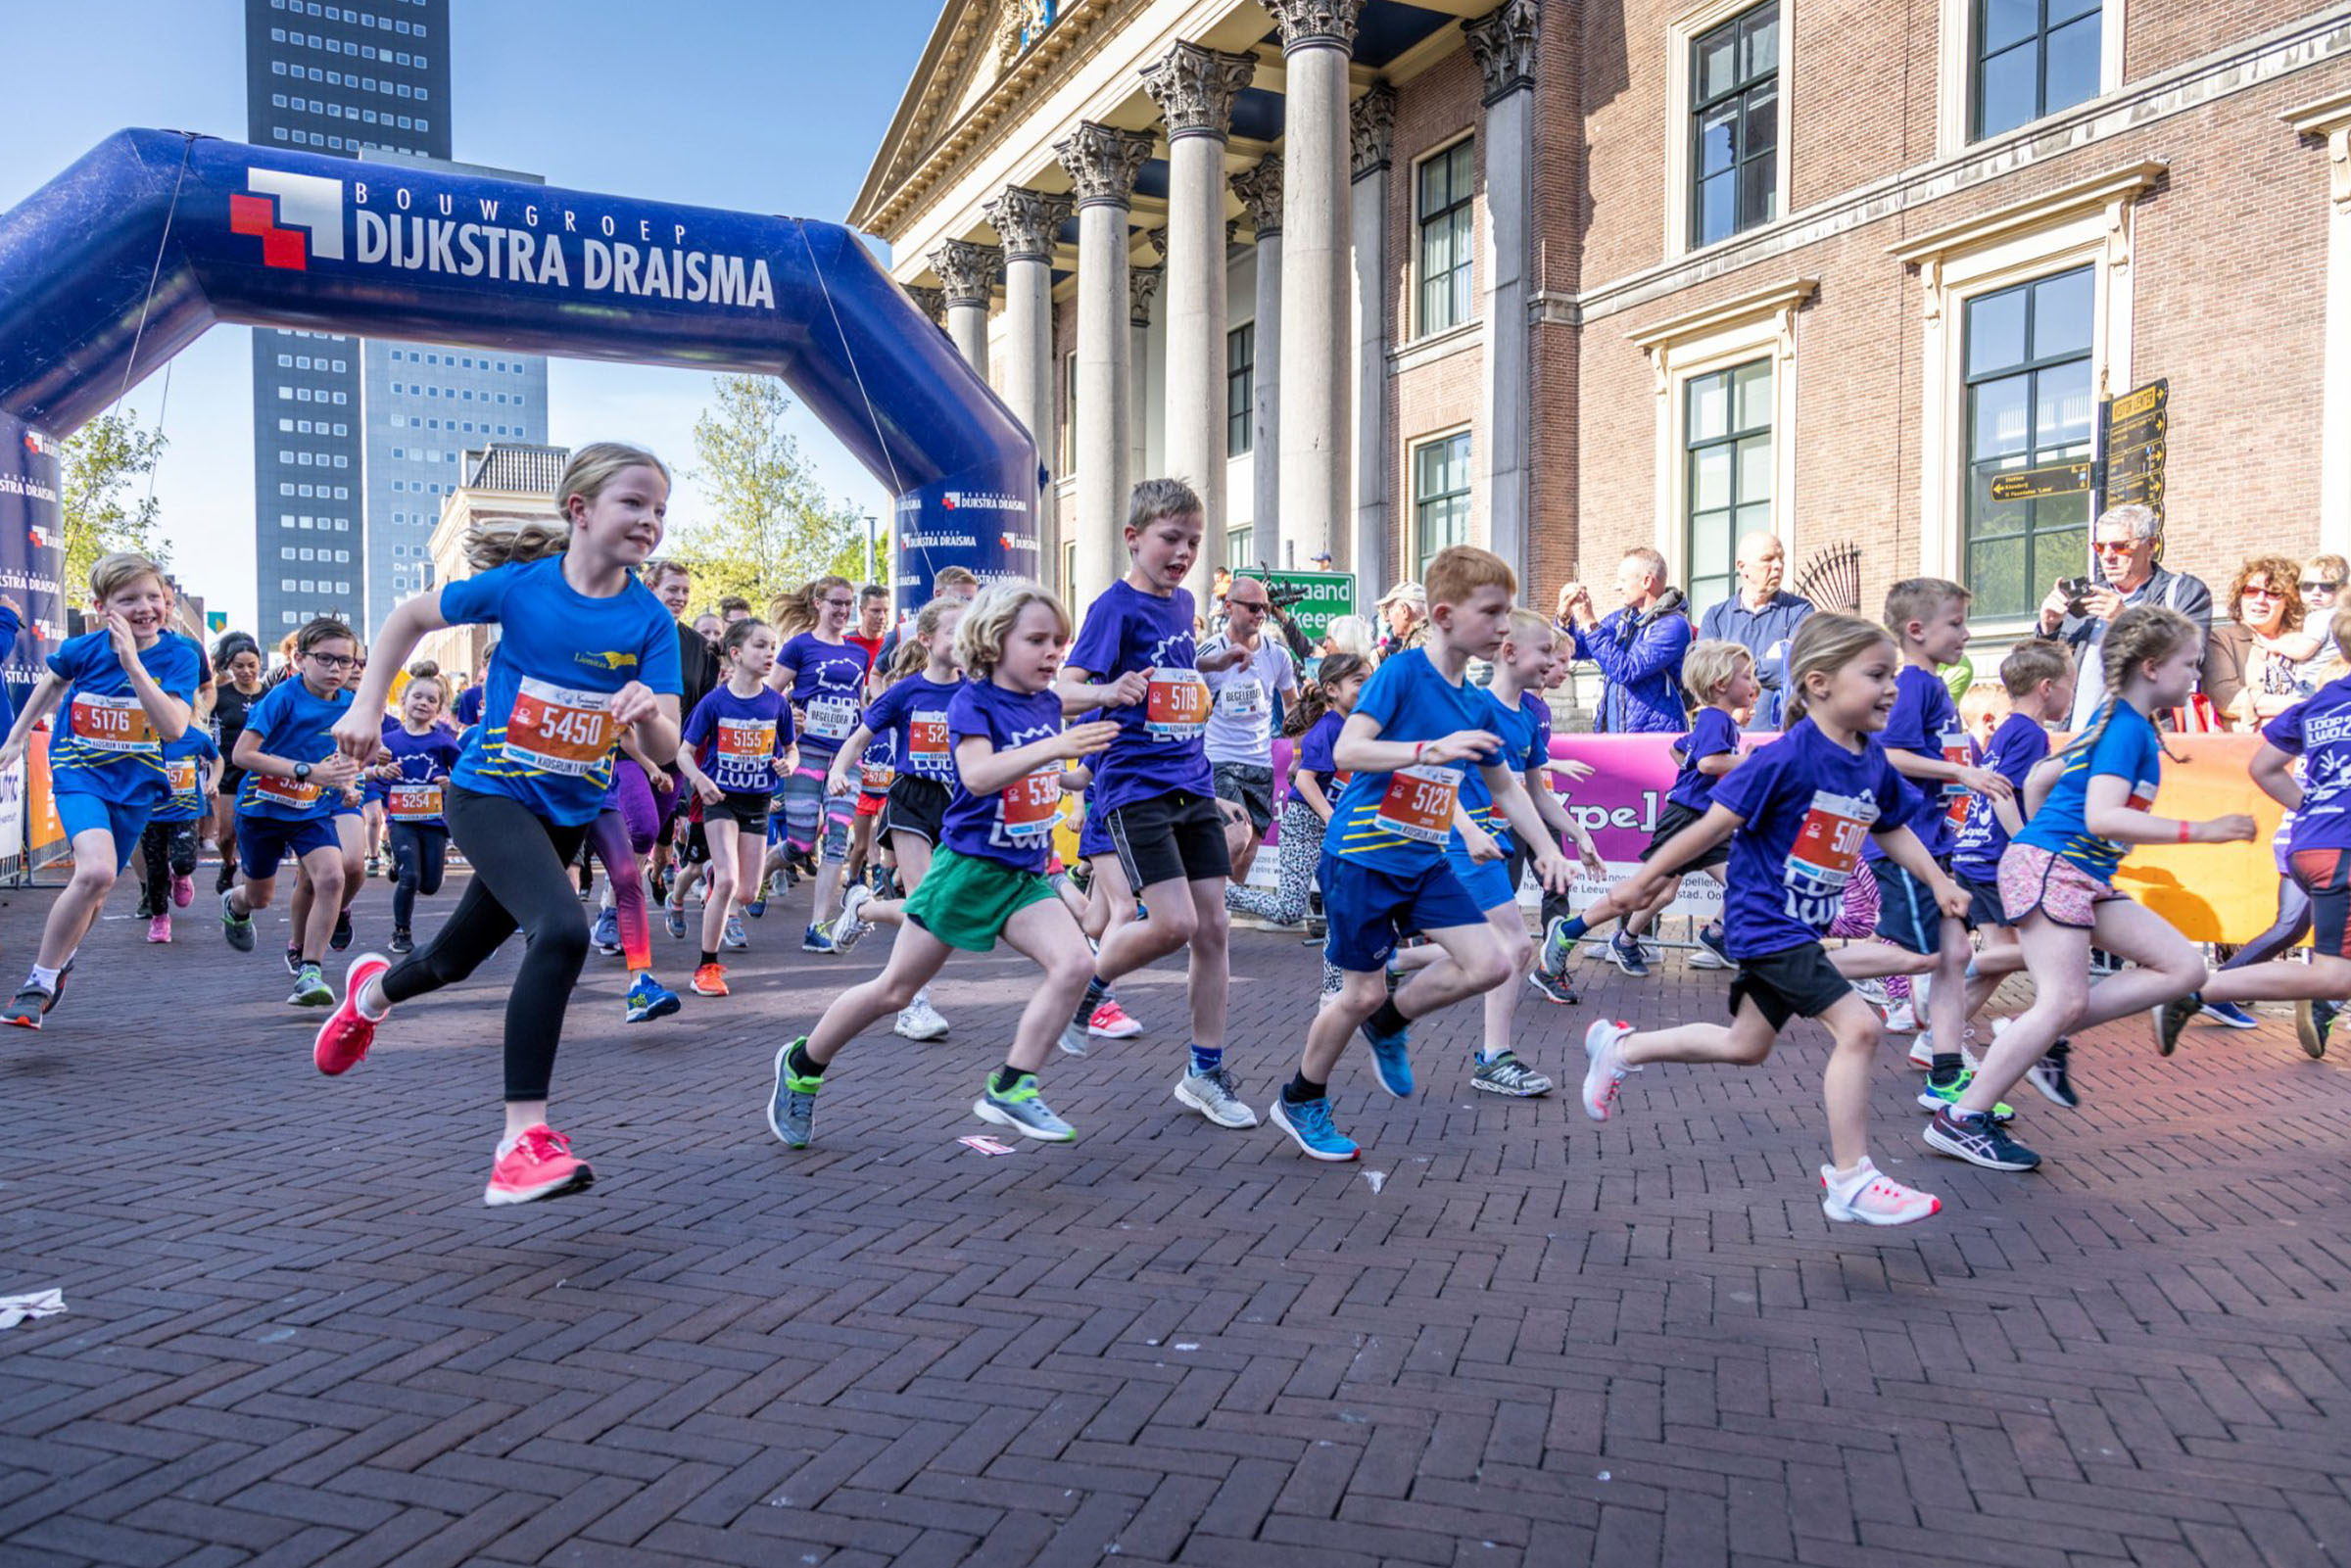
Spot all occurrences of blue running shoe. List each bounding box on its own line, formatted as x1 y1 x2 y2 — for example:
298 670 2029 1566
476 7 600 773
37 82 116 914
624 973 682 1023
2199 999 2259 1030
1607 930 1651 978
663 900 687 940
590 906 620 956
1362 1021 1414 1098
1268 1095 1360 1162
1538 916 1577 977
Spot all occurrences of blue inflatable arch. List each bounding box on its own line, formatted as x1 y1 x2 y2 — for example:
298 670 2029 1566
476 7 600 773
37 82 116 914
0 128 1040 674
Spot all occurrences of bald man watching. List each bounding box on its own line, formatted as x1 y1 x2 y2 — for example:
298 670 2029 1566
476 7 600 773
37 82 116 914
1697 531 1813 730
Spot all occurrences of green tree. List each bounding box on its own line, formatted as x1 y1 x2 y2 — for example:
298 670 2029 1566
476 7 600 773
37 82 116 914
58 411 171 598
667 376 867 613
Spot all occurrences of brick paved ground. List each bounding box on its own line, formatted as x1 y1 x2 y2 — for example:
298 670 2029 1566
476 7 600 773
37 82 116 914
1 866 2347 1567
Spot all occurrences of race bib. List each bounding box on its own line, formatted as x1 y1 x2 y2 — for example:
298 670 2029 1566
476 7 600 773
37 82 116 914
805 694 857 741
504 678 613 777
387 782 443 822
166 758 200 796
1217 680 1265 717
1144 670 1211 739
1941 729 1972 824
69 692 156 754
908 712 950 764
859 761 895 793
252 772 322 808
1373 764 1462 844
1000 767 1062 839
1786 789 1877 902
715 716 777 761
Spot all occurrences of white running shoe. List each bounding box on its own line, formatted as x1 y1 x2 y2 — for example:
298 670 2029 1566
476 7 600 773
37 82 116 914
893 992 950 1041
1882 999 1918 1034
1819 1157 1942 1225
1580 1020 1636 1121
1173 1066 1259 1128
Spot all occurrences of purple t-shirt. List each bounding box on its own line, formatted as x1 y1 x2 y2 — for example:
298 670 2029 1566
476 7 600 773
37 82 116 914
1297 710 1346 799
1066 579 1214 813
778 633 870 759
1951 711 2049 882
1866 664 1968 860
375 722 462 829
1711 718 1921 961
1665 706 1740 812
865 673 962 786
2266 675 2351 855
684 684 793 796
940 679 1064 873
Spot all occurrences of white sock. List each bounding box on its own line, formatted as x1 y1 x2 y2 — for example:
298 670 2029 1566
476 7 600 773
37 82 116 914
357 976 392 1021
27 964 58 991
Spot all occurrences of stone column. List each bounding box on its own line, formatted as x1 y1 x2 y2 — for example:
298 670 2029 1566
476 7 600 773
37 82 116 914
929 238 1002 377
2291 93 2351 554
1350 82 1396 599
1231 156 1283 562
1052 121 1155 606
1465 0 1537 585
1128 263 1162 490
1143 40 1256 602
903 283 946 326
984 185 1074 588
1267 0 1361 572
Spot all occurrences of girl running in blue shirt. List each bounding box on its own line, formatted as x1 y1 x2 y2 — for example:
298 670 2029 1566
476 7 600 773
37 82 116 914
678 619 794 997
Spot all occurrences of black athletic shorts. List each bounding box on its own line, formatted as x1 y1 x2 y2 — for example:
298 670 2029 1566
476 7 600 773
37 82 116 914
1956 872 2008 930
1641 798 1728 872
1107 788 1232 890
1729 941 1856 1029
884 775 951 846
1212 762 1275 835
707 790 772 837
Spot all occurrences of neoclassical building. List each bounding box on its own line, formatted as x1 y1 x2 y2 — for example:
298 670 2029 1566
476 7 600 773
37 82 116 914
854 0 2351 633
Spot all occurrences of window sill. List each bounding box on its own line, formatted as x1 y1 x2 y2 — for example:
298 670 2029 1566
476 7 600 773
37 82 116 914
1388 317 1485 376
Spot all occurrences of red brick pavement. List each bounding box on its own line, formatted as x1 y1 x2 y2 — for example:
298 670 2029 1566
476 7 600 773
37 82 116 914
0 868 2346 1566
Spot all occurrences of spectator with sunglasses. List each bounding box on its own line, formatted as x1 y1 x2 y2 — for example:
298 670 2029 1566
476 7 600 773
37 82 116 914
2037 503 2213 728
2203 556 2319 730
2299 555 2349 686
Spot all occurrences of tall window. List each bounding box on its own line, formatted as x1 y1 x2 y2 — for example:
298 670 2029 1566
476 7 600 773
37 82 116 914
1416 140 1475 335
1227 524 1255 569
1412 433 1472 577
1691 2 1779 248
1963 266 2094 619
1974 0 2100 141
1685 360 1773 612
1227 323 1255 457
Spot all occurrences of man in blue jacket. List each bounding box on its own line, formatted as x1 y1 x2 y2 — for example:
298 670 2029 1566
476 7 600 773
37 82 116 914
1557 546 1692 735
1698 530 1813 730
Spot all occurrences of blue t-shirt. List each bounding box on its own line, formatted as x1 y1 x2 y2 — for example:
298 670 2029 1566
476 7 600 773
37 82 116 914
1327 649 1503 875
375 722 463 830
865 673 962 787
1454 686 1544 854
153 730 219 824
439 556 683 827
1066 579 1215 813
940 679 1064 873
2012 701 2163 882
778 633 870 760
2266 676 2351 855
1711 718 1921 960
1297 710 1346 800
454 684 485 727
45 629 204 804
1951 711 2050 882
1665 706 1741 812
236 678 356 823
1868 663 1969 860
684 684 792 797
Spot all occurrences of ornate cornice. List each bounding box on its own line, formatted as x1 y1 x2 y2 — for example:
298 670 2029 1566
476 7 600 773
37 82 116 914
1230 157 1283 237
1140 40 1257 141
1351 80 1397 177
903 283 946 323
984 184 1075 261
1463 0 1539 105
1265 0 1362 52
1053 120 1156 209
929 238 1004 308
1128 263 1162 327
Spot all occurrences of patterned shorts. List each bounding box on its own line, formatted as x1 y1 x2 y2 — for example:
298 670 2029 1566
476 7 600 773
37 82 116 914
1827 859 1880 939
1998 842 2123 929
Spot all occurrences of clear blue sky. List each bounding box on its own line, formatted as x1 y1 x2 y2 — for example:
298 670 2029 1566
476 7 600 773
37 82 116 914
0 0 945 635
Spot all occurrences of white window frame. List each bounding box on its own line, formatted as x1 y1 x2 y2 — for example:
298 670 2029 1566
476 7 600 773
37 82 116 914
1938 0 2127 157
1411 132 1479 341
1664 0 1794 257
1633 277 1812 590
1894 161 2159 596
1407 423 1475 574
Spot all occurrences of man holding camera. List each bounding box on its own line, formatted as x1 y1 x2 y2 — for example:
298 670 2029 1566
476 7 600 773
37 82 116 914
2039 502 2213 727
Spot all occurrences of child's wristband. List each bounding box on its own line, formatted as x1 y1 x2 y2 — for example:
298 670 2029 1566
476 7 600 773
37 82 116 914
2178 819 2193 844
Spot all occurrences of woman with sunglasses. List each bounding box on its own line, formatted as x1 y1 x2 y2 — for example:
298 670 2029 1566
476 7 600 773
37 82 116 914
2298 556 2348 686
2203 557 2318 731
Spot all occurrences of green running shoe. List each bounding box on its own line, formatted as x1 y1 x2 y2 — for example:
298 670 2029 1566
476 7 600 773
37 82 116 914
1915 1069 2015 1123
974 1071 1074 1141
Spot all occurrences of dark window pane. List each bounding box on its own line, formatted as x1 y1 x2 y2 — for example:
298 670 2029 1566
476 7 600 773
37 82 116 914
1748 83 1778 155
1981 0 2038 53
1697 102 1738 176
1698 171 1736 246
1968 468 2031 536
2044 13 2101 115
1969 532 2029 619
1978 43 2037 137
1741 152 1776 229
1965 284 2029 377
1741 6 1779 79
2030 267 2094 358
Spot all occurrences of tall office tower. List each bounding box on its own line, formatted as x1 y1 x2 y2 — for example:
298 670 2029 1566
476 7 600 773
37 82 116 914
243 0 451 642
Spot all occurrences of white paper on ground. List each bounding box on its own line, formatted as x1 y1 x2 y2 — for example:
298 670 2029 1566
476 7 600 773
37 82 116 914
0 1289 65 1329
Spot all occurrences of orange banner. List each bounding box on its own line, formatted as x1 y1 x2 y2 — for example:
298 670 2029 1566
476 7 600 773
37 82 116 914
2113 733 2289 945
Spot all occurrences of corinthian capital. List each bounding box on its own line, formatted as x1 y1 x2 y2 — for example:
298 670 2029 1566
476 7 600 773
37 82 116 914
1229 156 1283 238
903 283 946 323
1463 0 1539 104
1140 40 1257 141
984 185 1075 262
1128 263 1163 327
1265 0 1361 52
1052 121 1157 209
1351 81 1397 177
928 239 1003 309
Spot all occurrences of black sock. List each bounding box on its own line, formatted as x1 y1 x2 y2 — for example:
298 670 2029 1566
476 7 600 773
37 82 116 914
1930 1051 1961 1084
1282 1072 1327 1105
788 1041 824 1079
700 949 718 967
1070 974 1109 1026
1368 999 1411 1040
991 1063 1030 1093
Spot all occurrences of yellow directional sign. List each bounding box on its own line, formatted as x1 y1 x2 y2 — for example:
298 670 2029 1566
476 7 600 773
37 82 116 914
1990 461 2093 502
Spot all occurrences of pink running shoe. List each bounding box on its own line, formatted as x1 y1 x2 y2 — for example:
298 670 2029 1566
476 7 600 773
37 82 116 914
313 952 391 1076
1819 1157 1942 1225
485 1124 595 1207
145 914 171 944
170 873 194 909
1580 1020 1636 1121
1087 998 1143 1038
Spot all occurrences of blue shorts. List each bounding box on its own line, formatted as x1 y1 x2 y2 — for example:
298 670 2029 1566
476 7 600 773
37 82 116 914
55 787 154 872
1078 805 1112 861
237 812 339 878
1873 856 1952 953
1444 846 1518 914
1319 853 1487 973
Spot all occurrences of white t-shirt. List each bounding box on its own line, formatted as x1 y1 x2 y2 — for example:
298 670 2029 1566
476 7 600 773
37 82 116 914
1199 633 1298 767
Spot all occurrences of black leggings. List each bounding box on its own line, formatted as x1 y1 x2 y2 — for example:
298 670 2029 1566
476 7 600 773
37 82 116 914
140 818 198 910
388 822 449 929
382 786 590 1103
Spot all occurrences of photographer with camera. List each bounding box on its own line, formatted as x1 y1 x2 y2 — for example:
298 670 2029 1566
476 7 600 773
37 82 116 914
2038 503 2212 728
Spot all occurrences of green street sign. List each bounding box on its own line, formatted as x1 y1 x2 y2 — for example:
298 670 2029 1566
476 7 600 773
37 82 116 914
1240 569 1354 642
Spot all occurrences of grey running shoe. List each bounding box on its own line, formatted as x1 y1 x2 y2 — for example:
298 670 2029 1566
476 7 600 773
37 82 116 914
974 1073 1075 1141
722 913 749 951
1173 1066 1259 1127
1471 1051 1554 1097
768 1038 821 1148
220 888 255 952
1923 1106 2041 1171
832 884 876 954
287 963 335 1008
1056 1017 1091 1058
